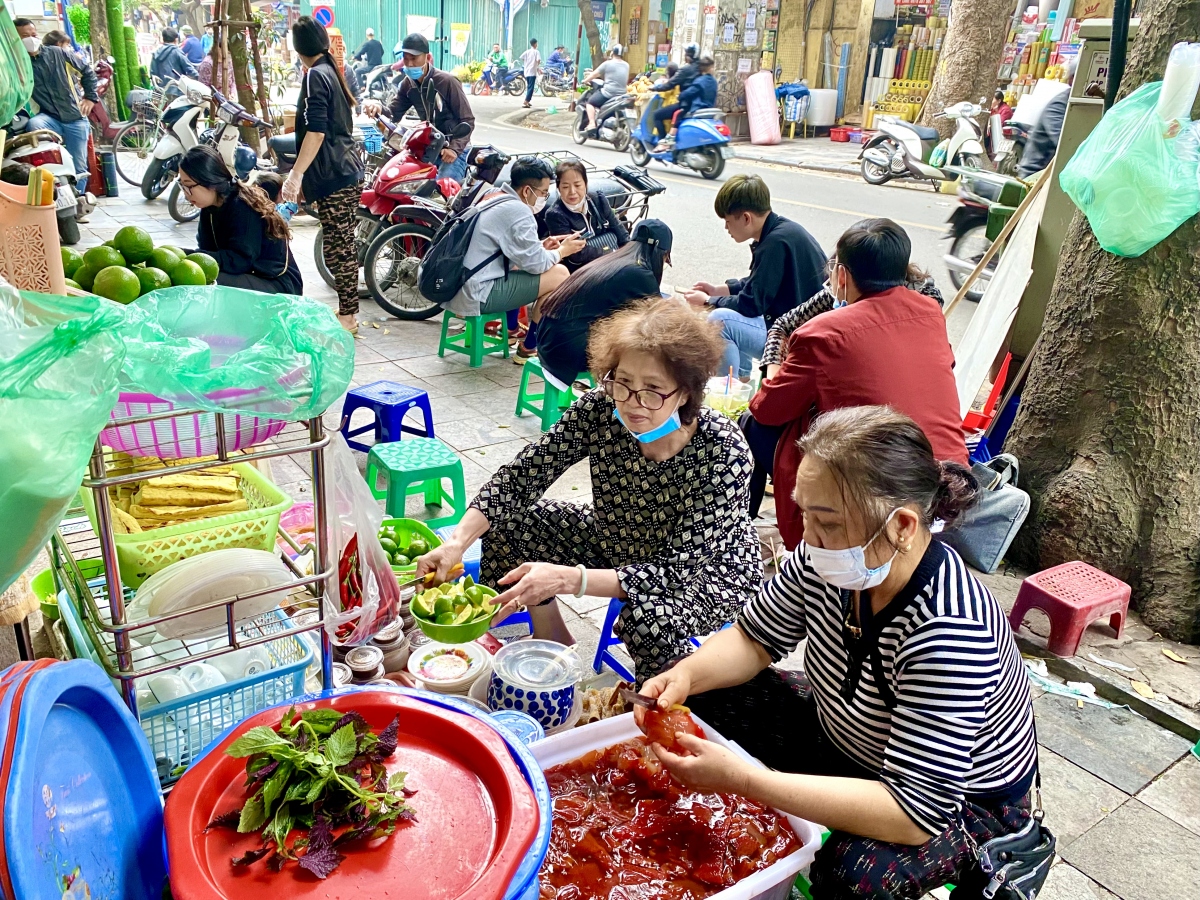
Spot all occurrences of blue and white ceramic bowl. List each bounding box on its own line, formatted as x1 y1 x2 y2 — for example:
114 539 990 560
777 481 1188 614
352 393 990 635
487 640 580 730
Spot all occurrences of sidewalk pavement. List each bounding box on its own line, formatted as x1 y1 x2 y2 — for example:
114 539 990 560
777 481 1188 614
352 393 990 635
61 192 1200 900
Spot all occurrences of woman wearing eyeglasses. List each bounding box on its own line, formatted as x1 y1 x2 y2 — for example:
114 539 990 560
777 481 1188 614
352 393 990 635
417 298 761 683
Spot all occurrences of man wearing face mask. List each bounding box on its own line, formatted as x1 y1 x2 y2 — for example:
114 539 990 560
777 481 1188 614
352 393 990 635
23 34 99 195
362 33 475 183
742 218 968 549
441 156 582 321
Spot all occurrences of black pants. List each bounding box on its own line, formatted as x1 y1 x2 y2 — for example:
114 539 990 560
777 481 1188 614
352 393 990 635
524 75 537 103
654 102 681 138
739 411 783 518
687 670 1033 900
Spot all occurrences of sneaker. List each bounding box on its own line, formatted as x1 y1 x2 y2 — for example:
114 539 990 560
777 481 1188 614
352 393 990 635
513 343 537 365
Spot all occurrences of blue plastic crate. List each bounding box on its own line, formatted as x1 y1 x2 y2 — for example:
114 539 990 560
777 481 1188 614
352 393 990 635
359 123 383 154
57 581 313 785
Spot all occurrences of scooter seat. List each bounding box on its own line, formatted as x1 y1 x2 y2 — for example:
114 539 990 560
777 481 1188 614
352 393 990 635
268 133 297 157
910 124 941 141
688 108 724 119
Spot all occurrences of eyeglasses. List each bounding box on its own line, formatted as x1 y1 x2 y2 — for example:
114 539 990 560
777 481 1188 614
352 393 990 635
602 375 680 411
178 178 199 195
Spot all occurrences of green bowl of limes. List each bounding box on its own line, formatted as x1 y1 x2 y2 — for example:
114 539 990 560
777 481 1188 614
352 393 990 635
410 576 499 644
379 518 441 575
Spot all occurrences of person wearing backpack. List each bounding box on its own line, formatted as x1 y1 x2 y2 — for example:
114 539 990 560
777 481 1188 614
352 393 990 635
424 156 583 324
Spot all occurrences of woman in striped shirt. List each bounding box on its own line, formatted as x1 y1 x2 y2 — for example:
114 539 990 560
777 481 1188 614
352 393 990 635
638 406 1038 899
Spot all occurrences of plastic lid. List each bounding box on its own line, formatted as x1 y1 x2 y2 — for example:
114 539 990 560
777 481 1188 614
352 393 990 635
491 710 545 746
492 640 579 691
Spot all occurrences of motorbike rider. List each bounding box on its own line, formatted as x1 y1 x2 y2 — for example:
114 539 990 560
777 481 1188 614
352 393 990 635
21 33 97 195
654 55 716 152
353 28 384 77
180 26 205 65
650 43 699 140
485 43 509 89
362 33 476 183
582 43 631 134
547 45 571 72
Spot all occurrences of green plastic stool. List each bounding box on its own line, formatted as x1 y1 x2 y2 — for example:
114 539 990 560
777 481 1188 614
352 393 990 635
515 358 595 431
438 310 510 367
365 438 467 528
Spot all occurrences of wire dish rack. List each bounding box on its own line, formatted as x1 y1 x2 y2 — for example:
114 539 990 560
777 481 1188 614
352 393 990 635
50 411 337 790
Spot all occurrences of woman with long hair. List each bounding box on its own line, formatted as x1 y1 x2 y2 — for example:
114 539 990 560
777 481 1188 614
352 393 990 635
283 16 364 331
177 145 302 294
532 218 671 386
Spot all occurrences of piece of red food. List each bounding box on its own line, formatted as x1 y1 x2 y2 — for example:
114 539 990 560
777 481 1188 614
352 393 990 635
641 704 705 753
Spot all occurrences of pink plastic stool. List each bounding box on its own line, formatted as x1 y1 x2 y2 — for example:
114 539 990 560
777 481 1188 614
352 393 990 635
1009 561 1130 657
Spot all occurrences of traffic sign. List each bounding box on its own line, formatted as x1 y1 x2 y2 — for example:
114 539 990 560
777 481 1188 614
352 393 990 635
312 5 334 27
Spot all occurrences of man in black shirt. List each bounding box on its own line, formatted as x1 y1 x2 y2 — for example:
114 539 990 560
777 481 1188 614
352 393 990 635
23 35 98 194
362 33 475 183
683 174 826 380
353 28 384 76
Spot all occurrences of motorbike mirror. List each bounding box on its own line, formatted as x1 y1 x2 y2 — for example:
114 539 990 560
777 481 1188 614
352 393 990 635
107 55 116 64
451 121 472 139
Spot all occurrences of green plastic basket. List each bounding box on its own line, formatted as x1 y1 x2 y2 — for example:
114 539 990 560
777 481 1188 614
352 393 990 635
379 517 441 576
411 582 499 644
81 462 293 586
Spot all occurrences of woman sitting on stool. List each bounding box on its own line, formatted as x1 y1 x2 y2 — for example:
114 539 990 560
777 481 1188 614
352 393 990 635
417 298 761 683
539 161 629 273
177 145 302 294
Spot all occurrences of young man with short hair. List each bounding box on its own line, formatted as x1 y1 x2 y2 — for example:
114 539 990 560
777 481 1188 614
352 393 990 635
519 38 541 108
150 27 198 84
683 174 826 380
14 18 37 39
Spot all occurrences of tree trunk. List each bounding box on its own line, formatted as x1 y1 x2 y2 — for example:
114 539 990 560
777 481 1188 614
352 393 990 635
920 0 1012 135
1004 0 1200 642
225 0 261 146
182 0 207 39
87 0 120 120
576 0 603 69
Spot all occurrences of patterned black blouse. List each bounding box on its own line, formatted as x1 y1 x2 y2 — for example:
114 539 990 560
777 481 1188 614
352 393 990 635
471 389 762 640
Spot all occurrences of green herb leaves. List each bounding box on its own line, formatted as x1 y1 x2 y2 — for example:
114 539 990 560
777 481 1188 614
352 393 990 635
211 707 413 877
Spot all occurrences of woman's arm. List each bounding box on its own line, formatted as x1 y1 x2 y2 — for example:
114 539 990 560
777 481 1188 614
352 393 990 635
281 131 325 203
760 288 835 371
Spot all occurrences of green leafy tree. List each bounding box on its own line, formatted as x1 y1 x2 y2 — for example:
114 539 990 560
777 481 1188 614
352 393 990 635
66 5 90 46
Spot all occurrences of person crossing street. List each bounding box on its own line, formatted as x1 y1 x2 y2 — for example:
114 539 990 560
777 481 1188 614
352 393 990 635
519 38 541 107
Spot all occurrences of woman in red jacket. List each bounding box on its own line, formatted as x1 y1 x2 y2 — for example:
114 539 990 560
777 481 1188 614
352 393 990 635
745 218 968 549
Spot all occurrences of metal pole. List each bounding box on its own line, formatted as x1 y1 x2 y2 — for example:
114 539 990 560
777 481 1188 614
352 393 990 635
575 17 583 87
1105 0 1133 112
309 416 334 692
439 0 446 68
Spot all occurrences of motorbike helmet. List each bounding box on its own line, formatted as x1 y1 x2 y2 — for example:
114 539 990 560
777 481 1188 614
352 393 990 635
610 43 624 57
233 143 258 181
684 43 699 62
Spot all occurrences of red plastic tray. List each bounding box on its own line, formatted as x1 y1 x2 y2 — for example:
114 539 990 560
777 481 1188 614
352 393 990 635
164 691 540 900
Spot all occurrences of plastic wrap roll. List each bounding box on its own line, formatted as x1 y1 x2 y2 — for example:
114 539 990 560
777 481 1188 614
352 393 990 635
807 89 838 126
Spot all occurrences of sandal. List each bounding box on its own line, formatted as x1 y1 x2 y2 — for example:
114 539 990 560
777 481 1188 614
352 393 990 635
338 314 359 335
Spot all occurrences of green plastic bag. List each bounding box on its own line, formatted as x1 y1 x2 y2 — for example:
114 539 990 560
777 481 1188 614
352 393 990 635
0 284 126 594
1060 81 1200 257
0 9 34 127
116 286 355 421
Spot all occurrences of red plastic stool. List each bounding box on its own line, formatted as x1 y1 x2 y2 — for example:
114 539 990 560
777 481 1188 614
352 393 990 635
1009 561 1130 657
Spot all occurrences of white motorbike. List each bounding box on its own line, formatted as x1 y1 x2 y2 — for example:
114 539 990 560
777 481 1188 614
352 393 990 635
859 101 986 187
2 124 95 245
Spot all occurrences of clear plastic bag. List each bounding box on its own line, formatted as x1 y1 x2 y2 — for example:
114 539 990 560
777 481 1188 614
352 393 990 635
321 433 400 645
116 286 355 421
0 283 125 593
1060 81 1200 257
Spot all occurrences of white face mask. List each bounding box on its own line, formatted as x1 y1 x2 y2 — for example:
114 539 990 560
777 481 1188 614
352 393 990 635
564 195 587 213
832 264 848 309
805 509 901 591
22 36 41 54
523 187 547 214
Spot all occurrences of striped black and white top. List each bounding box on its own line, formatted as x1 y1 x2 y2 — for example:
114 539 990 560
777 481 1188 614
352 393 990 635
739 539 1037 836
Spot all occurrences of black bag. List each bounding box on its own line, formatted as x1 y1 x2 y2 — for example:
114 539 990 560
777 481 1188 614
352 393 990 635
417 194 514 306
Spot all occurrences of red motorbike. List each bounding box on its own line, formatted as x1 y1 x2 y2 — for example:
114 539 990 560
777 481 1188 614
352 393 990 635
89 57 122 140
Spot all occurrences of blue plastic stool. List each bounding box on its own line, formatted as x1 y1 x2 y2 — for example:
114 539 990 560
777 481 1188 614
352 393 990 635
434 526 533 635
340 381 435 453
592 598 731 683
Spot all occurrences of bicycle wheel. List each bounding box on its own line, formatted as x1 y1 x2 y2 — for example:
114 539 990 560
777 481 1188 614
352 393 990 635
112 121 157 186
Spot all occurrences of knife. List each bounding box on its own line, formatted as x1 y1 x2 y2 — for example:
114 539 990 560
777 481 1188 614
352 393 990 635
618 687 660 710
397 563 465 592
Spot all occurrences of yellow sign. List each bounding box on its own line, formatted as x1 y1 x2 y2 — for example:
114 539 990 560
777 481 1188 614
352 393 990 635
451 23 471 57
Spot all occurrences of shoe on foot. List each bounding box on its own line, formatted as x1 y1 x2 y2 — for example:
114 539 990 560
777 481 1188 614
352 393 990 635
513 343 537 365
338 313 359 335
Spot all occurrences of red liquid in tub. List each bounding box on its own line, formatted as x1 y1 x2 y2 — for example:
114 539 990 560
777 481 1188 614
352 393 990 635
538 739 800 900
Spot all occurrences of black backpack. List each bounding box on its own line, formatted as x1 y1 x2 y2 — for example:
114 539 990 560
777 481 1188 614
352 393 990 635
418 193 515 305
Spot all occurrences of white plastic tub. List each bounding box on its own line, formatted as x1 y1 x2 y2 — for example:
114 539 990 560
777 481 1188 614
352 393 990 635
528 713 823 900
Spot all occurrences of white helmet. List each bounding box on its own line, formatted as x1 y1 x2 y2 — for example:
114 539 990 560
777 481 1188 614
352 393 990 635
610 43 623 57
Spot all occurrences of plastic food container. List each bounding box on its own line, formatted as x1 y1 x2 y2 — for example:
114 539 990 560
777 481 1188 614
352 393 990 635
346 645 385 682
705 376 753 420
488 640 579 730
373 619 413 672
528 713 824 900
407 640 492 694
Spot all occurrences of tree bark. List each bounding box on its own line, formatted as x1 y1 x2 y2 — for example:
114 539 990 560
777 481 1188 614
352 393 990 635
576 0 604 69
87 0 120 120
224 0 261 145
920 0 1012 135
1004 0 1200 642
182 0 207 39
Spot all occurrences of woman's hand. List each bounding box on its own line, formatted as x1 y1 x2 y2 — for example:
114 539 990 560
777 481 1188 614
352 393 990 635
557 236 587 259
633 665 693 729
415 541 466 585
652 734 750 795
681 289 710 308
492 562 578 621
693 280 726 296
281 170 303 204
440 148 457 164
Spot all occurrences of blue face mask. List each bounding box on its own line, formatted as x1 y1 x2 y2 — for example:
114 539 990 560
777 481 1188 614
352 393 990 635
404 65 425 81
613 405 683 444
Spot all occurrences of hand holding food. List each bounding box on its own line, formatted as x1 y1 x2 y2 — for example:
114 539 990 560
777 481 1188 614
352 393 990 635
651 732 747 795
410 576 498 627
639 703 705 753
633 666 693 730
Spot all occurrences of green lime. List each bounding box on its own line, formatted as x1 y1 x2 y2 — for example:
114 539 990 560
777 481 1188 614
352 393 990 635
473 603 497 621
186 252 219 284
146 247 181 272
169 259 207 286
451 606 473 625
462 575 475 588
411 593 434 618
407 538 429 557
433 596 453 616
64 278 82 291
61 247 84 278
83 245 125 271
114 226 154 264
103 239 115 247
136 266 172 296
435 612 455 626
72 263 99 291
379 537 398 555
93 266 142 305
392 554 410 567
160 244 185 258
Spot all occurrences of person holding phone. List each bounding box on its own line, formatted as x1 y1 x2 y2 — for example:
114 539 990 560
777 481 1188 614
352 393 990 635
539 160 630 273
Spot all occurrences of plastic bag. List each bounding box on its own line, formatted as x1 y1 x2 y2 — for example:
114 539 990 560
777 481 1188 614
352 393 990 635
1060 81 1200 257
0 283 125 593
321 432 400 645
0 10 34 127
116 286 355 421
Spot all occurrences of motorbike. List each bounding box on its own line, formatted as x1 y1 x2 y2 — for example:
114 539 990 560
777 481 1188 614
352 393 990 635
88 56 123 140
859 101 986 187
628 94 732 180
540 61 576 96
994 121 1028 176
471 62 527 97
1 117 94 245
943 167 1026 301
572 84 636 152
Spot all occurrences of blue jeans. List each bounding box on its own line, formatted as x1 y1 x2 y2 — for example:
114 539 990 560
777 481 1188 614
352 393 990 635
708 307 766 379
524 75 537 103
437 151 469 184
28 113 90 194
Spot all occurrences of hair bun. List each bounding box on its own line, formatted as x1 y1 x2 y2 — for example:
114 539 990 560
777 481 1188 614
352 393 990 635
933 461 979 525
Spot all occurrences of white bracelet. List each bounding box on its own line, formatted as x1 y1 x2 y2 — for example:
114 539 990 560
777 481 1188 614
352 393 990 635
573 564 588 598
